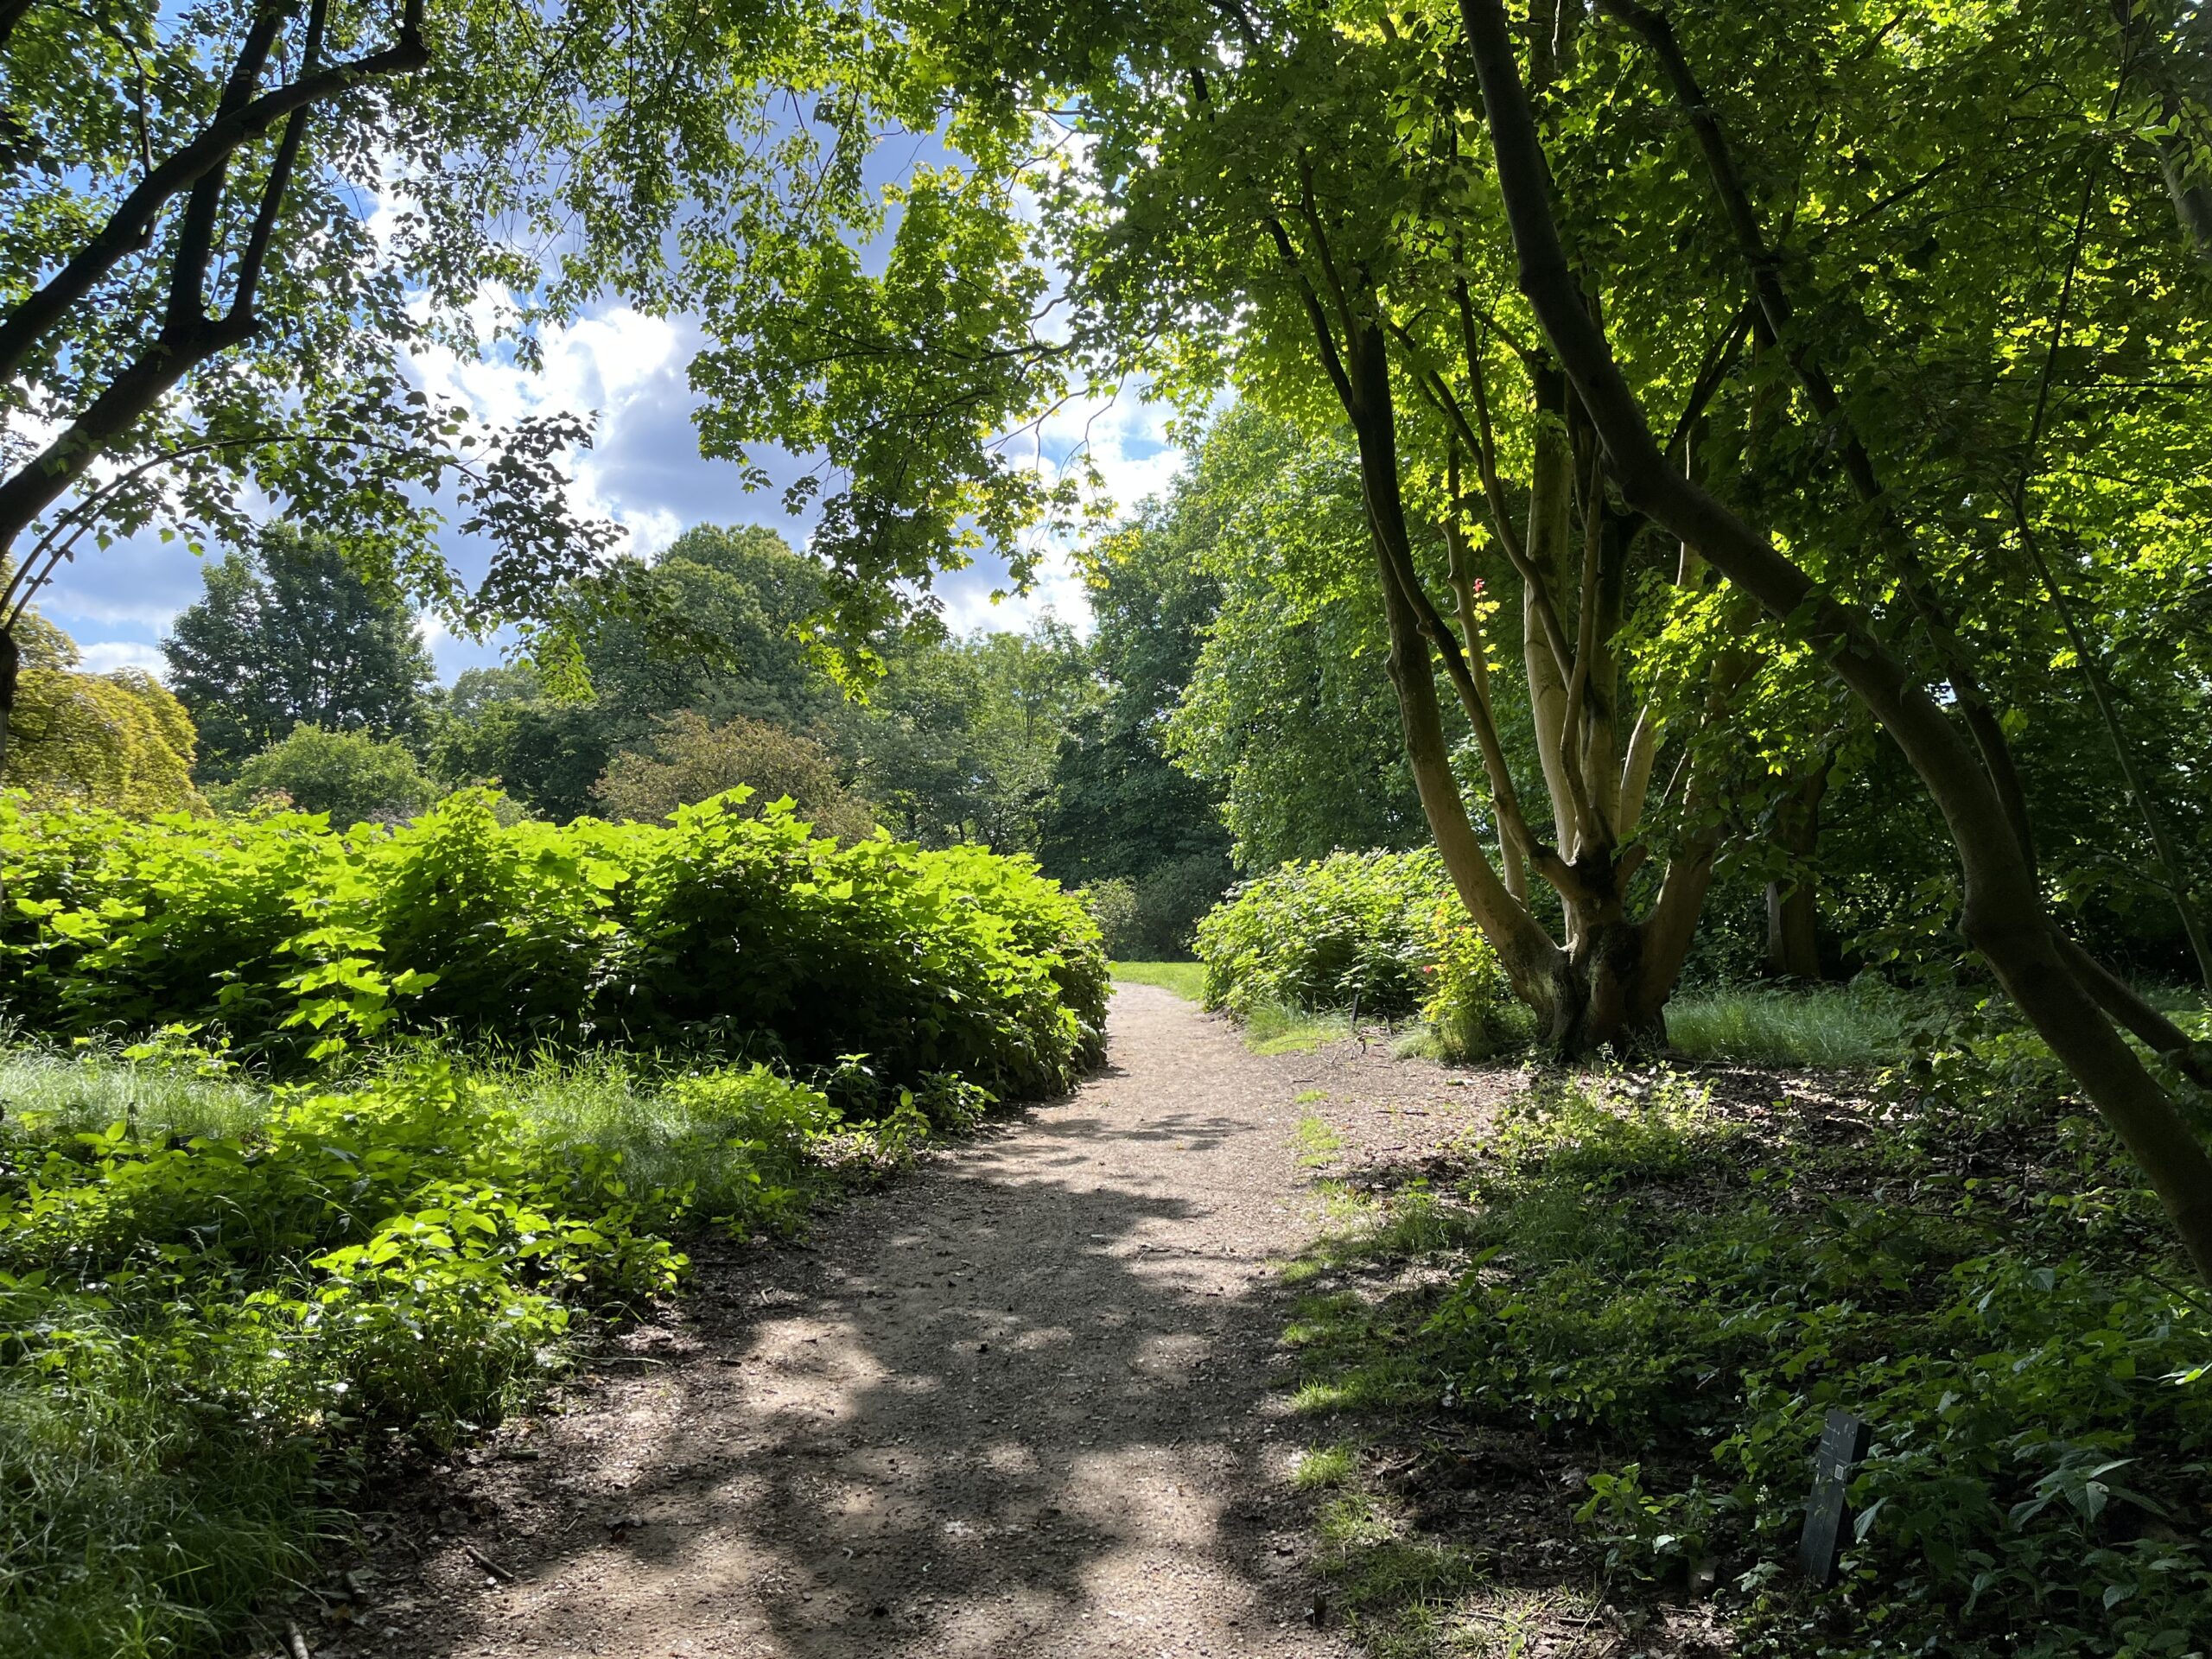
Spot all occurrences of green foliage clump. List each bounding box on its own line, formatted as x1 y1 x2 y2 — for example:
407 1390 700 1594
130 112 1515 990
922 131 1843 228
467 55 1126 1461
1665 977 1917 1069
1287 1060 2212 1658
0 1042 907 1659
591 710 876 842
210 722 435 823
1420 904 1520 1062
1080 875 1144 957
1197 851 1514 1051
0 788 1108 1101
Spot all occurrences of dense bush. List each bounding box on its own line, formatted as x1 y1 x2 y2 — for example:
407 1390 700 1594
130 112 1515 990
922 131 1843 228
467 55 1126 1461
0 1043 916 1659
591 710 876 841
0 788 1108 1101
1197 849 1446 1018
1196 851 1514 1051
209 722 433 823
1419 902 1521 1062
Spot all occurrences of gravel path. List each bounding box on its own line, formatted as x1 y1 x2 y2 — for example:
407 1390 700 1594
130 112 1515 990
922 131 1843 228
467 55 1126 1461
322 983 1431 1659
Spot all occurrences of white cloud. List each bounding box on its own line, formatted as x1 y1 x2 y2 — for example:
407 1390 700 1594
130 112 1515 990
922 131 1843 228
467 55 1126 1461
77 640 169 676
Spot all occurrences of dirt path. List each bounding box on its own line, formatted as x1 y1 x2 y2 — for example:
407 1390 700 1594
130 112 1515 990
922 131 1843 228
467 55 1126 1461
321 984 1444 1659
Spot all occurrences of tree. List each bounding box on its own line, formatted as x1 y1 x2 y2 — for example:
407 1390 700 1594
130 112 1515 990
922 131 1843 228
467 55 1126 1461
163 525 433 779
1451 0 2212 1276
857 620 1097 851
593 711 875 842
0 0 912 773
424 527 853 822
1152 409 1440 870
2 601 203 814
581 526 843 738
657 0 2212 1271
215 722 429 823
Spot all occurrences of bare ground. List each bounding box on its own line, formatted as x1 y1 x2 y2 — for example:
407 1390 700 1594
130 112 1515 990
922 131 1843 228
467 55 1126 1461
306 983 1506 1659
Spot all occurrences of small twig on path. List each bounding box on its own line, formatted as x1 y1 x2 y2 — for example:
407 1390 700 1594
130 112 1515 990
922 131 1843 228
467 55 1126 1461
464 1542 517 1583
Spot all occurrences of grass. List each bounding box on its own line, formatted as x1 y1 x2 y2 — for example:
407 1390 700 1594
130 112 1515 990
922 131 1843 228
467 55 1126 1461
1109 960 1205 1001
1664 976 1916 1068
1243 1001 1357 1053
1111 964 1361 1052
0 1039 935 1659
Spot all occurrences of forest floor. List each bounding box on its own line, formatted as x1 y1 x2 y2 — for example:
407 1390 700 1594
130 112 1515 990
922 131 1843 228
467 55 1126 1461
301 982 1524 1659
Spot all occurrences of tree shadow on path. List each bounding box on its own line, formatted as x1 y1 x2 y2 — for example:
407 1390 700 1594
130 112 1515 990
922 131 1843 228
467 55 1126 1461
334 985 1351 1659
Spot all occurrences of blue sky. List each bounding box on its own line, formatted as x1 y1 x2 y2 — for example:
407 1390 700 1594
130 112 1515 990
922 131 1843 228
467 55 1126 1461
37 298 1185 683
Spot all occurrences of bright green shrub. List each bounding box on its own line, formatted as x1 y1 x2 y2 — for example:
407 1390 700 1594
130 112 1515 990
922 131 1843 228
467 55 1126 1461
1421 902 1519 1061
211 722 431 823
1079 875 1142 957
1196 850 1516 1051
1196 849 1446 1018
0 788 1107 1101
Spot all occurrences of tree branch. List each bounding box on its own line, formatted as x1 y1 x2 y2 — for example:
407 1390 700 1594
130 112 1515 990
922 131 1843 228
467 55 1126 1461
1460 0 2212 1287
0 0 428 385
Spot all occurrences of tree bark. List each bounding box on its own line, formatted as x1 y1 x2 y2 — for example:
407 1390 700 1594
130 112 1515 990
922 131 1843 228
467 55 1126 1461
1764 764 1827 980
0 625 16 782
1461 0 2212 1286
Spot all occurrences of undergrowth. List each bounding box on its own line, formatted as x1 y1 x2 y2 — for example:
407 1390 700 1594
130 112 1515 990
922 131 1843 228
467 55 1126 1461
1665 978 1916 1069
0 1038 958 1659
1281 1051 2212 1657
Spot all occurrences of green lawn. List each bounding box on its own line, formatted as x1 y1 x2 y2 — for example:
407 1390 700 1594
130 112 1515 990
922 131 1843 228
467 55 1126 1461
1109 960 1205 1001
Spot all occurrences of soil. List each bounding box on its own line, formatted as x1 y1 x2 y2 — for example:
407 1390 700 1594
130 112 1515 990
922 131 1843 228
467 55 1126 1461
304 984 1506 1659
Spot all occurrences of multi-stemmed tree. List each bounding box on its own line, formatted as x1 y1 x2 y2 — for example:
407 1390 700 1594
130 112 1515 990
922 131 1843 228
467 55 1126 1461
667 0 2212 1274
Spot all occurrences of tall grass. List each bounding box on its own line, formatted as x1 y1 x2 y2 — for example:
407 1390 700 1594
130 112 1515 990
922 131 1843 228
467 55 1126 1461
0 1039 272 1140
1664 979 1914 1068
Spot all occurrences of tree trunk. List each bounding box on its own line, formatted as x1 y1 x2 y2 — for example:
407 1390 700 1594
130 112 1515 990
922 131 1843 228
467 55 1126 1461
0 623 16 782
1548 915 1667 1052
1764 765 1827 979
1462 0 2212 1285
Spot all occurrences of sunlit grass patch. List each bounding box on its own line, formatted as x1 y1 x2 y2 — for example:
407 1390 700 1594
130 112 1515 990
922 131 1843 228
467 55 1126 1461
1664 978 1912 1068
0 1037 272 1141
1293 1442 1358 1490
1244 1000 1356 1053
1294 1114 1346 1167
1109 960 1205 1001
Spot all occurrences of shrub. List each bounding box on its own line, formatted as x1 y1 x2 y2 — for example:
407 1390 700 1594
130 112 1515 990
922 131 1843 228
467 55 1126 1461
1421 902 1519 1061
1129 851 1235 958
211 722 432 823
592 710 876 842
0 1045 886 1659
1197 849 1446 1019
1196 851 1516 1053
1080 876 1142 956
0 788 1108 1101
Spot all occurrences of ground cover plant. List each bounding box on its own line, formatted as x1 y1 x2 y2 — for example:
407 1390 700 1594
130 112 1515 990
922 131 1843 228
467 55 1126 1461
0 1034 981 1659
0 783 1103 1659
0 788 1108 1103
1280 1037 2212 1658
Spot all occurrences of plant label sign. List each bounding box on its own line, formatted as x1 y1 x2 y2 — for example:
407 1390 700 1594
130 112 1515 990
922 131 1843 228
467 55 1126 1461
1798 1408 1872 1586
